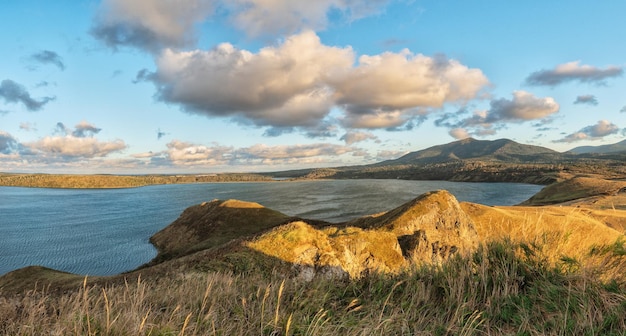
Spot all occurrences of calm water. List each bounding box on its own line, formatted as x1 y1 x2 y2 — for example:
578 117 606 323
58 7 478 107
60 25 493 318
0 180 542 276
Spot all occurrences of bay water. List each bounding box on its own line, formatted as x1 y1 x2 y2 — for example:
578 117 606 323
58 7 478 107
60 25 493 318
0 180 542 276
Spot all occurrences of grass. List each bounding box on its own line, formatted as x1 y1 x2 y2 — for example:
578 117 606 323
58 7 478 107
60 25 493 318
2 240 626 335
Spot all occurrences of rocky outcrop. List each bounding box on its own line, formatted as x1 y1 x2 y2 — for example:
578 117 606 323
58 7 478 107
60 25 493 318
149 199 289 262
245 190 479 279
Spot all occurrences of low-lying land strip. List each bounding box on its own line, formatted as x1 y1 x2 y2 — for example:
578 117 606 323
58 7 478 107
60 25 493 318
0 172 272 188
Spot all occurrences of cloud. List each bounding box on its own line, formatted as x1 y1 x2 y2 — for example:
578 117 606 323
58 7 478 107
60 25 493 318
449 128 470 140
159 140 359 166
0 131 20 154
19 122 37 131
376 149 408 161
24 121 126 159
485 91 559 122
29 50 65 70
164 140 233 166
27 136 127 158
91 0 215 53
554 120 620 143
72 121 102 138
153 31 353 127
226 0 389 37
54 122 70 135
334 51 489 128
340 131 378 145
150 32 489 132
0 79 55 112
621 106 626 113
157 128 168 140
435 91 559 138
92 0 389 52
526 61 623 86
573 94 598 106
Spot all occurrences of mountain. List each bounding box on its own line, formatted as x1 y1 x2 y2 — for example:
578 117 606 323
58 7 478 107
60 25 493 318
568 139 626 154
378 138 560 165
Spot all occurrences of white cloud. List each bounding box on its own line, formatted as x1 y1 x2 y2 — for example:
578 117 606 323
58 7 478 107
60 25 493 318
92 0 215 52
486 91 559 122
227 0 389 37
92 0 389 52
157 140 359 167
526 61 623 86
449 128 470 140
154 31 353 127
27 136 127 158
554 120 620 143
151 32 489 132
340 131 378 145
334 51 489 128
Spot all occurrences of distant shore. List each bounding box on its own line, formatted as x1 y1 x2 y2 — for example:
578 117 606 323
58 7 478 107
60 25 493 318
0 173 274 189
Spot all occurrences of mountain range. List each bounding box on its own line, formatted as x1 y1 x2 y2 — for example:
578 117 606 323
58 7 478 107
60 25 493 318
270 137 626 184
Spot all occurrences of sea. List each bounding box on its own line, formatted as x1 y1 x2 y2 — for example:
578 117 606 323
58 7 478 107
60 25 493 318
0 179 543 276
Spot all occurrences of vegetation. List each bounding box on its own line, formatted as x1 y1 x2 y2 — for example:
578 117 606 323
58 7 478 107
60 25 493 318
0 173 273 189
2 240 626 335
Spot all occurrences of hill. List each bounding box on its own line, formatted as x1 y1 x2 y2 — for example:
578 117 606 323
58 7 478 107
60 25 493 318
378 137 559 165
569 139 626 154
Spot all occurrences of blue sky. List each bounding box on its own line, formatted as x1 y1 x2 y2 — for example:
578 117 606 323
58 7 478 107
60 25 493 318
1 1 625 173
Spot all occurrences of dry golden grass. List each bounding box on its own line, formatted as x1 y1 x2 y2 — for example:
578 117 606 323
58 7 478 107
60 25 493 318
463 203 621 261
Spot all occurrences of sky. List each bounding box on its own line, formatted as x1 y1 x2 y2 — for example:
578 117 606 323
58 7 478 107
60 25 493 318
1 1 625 174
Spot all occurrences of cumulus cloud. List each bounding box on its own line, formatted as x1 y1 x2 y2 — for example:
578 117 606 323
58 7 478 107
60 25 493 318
150 31 489 132
27 136 126 158
449 128 470 140
526 61 623 86
334 51 489 129
485 91 559 123
226 0 389 37
340 131 378 145
0 79 55 112
164 140 233 166
573 94 598 105
554 120 620 143
620 106 626 113
25 121 126 159
92 0 389 52
158 140 359 166
29 50 65 70
153 31 353 127
435 91 559 138
91 0 215 53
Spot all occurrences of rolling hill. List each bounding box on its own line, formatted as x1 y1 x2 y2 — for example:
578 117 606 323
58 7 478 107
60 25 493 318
376 137 560 165
569 139 626 154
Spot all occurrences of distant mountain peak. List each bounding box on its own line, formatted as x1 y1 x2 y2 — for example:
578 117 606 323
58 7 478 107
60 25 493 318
568 139 626 154
382 138 558 165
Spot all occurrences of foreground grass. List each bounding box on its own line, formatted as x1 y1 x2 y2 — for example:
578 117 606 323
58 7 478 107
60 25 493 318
2 240 626 335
